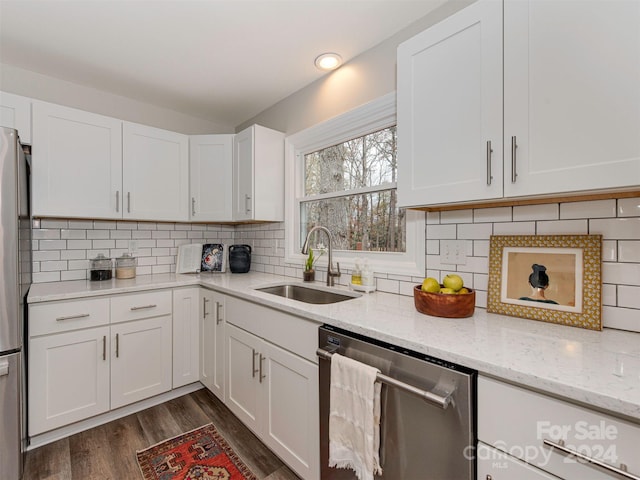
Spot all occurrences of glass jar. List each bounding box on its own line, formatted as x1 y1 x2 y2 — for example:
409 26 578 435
115 253 137 279
90 254 112 281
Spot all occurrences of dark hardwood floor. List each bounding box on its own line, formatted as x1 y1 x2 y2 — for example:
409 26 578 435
24 388 302 480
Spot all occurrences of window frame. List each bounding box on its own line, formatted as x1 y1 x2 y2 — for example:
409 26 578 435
284 92 425 277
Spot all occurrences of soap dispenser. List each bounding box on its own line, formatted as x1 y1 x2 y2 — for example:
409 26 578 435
351 259 362 285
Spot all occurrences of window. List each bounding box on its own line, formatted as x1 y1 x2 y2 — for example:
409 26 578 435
301 126 406 252
285 93 425 277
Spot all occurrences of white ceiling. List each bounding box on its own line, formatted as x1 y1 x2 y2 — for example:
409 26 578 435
0 0 445 129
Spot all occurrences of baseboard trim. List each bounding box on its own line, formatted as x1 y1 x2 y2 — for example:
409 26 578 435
27 383 204 450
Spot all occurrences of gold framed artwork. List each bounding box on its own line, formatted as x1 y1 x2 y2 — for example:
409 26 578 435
487 235 602 330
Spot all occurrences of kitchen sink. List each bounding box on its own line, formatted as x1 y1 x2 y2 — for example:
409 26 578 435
256 284 359 304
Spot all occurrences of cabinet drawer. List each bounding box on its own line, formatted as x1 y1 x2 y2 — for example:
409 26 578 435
478 376 640 479
477 442 561 480
110 290 172 324
29 298 110 336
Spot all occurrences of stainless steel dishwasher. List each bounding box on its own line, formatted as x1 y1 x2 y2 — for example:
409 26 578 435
318 325 476 480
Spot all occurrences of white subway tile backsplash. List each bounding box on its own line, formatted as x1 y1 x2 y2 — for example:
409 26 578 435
493 221 536 235
40 261 67 272
617 197 640 217
602 240 617 262
441 210 473 224
536 219 588 235
68 220 93 229
426 224 457 239
39 240 66 250
67 240 92 250
618 241 640 262
33 250 60 262
513 204 558 221
30 198 639 332
602 306 640 331
602 262 640 286
590 218 640 240
458 223 492 240
560 200 616 219
602 284 617 306
92 239 115 249
473 206 511 223
426 212 440 224
618 286 640 309
33 229 60 240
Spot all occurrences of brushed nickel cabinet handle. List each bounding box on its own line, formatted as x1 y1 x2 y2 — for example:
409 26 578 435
102 335 106 361
511 136 518 183
259 354 266 383
245 194 251 213
215 301 223 325
56 313 90 321
116 191 120 213
130 304 157 311
543 439 640 480
127 192 131 213
203 297 209 318
115 333 119 358
486 140 493 185
192 197 196 216
252 349 259 378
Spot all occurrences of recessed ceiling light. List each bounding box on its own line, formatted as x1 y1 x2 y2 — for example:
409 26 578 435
314 53 342 71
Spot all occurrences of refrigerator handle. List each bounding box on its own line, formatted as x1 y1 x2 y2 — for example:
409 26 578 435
0 358 9 376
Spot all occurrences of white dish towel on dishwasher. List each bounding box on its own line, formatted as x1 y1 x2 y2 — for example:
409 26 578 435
329 353 382 480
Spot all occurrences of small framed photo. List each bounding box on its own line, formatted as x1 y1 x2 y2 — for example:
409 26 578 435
201 243 226 273
487 235 602 330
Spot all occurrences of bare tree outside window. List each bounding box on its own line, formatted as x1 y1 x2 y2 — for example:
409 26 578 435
301 126 406 252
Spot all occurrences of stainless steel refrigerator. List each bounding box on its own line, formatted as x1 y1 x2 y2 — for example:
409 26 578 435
0 126 31 480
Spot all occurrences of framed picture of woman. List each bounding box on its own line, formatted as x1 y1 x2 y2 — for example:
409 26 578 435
487 235 602 330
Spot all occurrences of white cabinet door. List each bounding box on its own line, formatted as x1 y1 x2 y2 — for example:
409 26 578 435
504 0 640 197
31 101 122 219
189 135 233 221
122 122 189 221
225 323 261 433
111 316 172 409
200 289 225 399
29 326 110 435
397 0 503 207
0 91 31 144
172 288 200 388
476 443 561 480
261 340 319 480
232 124 284 221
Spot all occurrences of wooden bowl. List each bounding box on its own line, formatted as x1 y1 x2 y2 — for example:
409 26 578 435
413 285 475 318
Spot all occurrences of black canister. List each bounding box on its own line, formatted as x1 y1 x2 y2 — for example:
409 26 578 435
229 244 252 273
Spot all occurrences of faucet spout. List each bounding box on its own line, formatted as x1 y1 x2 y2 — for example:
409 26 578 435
302 226 341 286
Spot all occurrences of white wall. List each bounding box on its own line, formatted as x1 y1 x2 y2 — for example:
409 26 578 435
236 0 475 134
0 63 233 134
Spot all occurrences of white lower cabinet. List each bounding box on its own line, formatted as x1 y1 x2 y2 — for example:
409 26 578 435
200 289 225 399
29 290 173 435
477 442 561 480
478 375 640 480
110 316 172 409
225 320 319 480
173 288 201 388
29 326 111 435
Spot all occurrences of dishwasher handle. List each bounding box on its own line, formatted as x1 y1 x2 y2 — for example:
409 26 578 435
317 347 452 409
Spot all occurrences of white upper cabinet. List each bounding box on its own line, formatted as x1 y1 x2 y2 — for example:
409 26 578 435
397 0 503 207
32 101 123 219
122 122 189 221
0 91 32 144
189 134 233 222
503 0 640 197
398 0 640 208
233 124 284 222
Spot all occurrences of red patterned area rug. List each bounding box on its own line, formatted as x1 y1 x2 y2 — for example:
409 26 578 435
136 423 258 480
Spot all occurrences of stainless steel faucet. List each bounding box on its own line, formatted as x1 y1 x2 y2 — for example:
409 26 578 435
301 226 341 286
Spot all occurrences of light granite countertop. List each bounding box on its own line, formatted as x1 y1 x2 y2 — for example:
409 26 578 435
28 272 640 423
